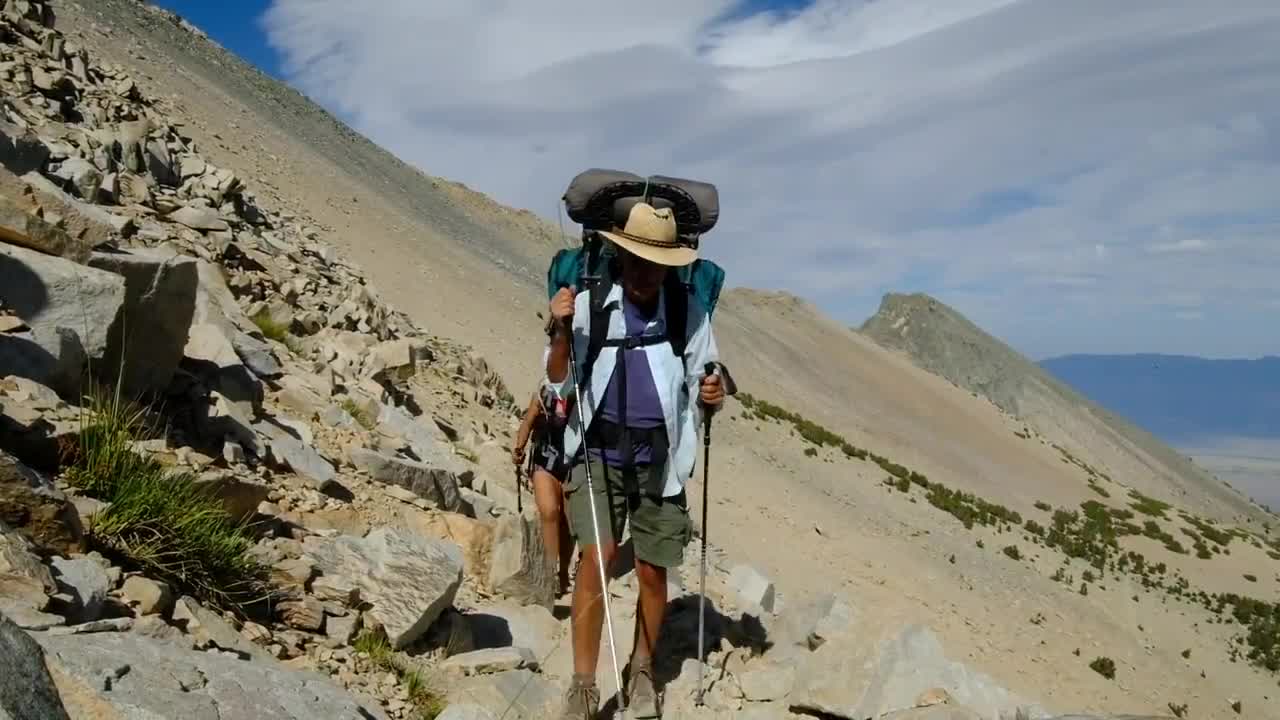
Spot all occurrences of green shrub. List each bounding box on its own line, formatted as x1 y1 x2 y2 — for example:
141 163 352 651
803 447 818 458
1002 545 1022 560
65 382 268 615
339 398 375 430
1128 490 1172 518
1243 574 1257 583
1089 656 1116 679
1034 501 1051 512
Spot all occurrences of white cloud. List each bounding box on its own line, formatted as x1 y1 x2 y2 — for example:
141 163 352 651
261 0 1280 359
1146 238 1210 254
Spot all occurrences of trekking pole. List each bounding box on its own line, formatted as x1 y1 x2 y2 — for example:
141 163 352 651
562 317 627 717
696 361 735 707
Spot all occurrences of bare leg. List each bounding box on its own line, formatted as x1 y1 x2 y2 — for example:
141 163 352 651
532 468 571 592
632 559 668 666
571 540 619 677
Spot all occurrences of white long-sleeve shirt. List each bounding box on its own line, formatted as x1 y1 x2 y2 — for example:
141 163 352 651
542 281 719 498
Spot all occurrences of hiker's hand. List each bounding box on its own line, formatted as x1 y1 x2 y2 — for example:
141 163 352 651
550 287 575 326
511 443 526 467
700 372 724 408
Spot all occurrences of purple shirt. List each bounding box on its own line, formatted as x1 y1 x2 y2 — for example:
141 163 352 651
591 297 666 467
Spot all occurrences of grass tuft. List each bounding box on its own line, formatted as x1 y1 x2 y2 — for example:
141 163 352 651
353 629 447 718
63 380 269 616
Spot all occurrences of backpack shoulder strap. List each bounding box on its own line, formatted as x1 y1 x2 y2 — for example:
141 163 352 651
664 269 690 374
582 273 615 380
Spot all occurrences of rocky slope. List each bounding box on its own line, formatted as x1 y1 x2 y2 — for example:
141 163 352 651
860 292 1270 527
1 2 1277 719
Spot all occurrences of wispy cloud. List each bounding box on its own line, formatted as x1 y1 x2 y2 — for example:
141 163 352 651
1147 238 1210 254
260 0 1280 359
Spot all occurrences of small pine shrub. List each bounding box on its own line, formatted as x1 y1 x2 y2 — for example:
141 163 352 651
1002 545 1022 561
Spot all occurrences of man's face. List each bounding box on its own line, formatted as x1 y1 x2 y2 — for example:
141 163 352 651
619 248 666 305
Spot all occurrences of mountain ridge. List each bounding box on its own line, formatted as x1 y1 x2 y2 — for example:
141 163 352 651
859 291 1270 524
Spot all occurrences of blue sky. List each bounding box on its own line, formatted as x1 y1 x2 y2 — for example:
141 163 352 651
155 1 1280 361
152 1 281 76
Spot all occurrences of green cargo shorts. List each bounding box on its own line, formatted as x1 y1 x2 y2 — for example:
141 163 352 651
563 458 693 569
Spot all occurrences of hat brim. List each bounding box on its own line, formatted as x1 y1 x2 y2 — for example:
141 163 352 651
599 230 698 267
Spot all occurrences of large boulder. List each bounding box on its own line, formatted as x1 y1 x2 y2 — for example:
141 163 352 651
0 242 125 398
33 627 390 720
48 556 110 624
0 610 72 720
303 527 463 649
486 514 555 610
87 248 198 399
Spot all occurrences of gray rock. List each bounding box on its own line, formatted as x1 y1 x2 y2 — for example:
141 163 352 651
120 575 172 616
0 242 125 398
0 529 55 615
729 564 776 614
87 248 198 398
168 205 229 232
192 470 269 523
774 592 854 653
279 597 325 632
20 171 136 238
0 602 65 630
0 610 71 720
436 705 497 720
461 487 495 518
0 118 51 175
467 602 561 661
735 662 795 702
257 422 338 493
232 329 283 378
446 669 557 720
880 707 985 720
311 574 359 606
302 527 463 649
791 624 1035 720
487 514 555 610
350 448 464 512
376 404 471 479
171 595 271 661
53 156 102 201
184 261 262 423
324 611 360 646
34 627 390 720
49 556 110 623
0 194 90 262
440 647 538 675
45 617 134 635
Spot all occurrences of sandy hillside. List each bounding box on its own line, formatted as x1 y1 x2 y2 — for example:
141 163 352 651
51 1 1280 717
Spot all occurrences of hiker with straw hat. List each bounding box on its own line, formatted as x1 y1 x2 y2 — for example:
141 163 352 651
544 199 725 719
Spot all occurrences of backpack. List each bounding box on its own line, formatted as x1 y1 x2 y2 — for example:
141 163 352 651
547 169 726 378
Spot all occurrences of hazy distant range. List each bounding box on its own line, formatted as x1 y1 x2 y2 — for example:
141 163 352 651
1039 354 1280 509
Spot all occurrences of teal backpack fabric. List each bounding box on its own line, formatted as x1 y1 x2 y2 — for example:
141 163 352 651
546 243 725 317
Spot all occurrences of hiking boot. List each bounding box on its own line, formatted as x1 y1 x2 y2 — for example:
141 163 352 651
559 674 600 720
626 661 660 718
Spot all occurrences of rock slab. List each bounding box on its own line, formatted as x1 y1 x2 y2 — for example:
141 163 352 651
33 627 390 720
0 242 125 397
303 527 463 649
87 248 198 398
